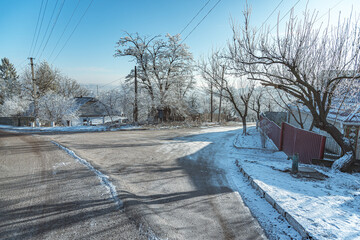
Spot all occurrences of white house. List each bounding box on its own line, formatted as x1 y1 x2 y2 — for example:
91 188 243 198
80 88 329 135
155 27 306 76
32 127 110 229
68 97 127 126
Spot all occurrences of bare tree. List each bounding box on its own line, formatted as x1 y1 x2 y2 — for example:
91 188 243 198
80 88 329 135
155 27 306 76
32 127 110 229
199 50 254 134
268 89 312 130
249 86 265 127
229 9 360 171
57 76 89 98
115 33 194 121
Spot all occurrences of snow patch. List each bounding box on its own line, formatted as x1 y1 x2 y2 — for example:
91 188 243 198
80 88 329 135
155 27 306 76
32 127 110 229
331 152 353 171
52 141 123 209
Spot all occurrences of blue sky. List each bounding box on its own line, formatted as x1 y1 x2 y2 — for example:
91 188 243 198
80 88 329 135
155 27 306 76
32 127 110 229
0 0 359 87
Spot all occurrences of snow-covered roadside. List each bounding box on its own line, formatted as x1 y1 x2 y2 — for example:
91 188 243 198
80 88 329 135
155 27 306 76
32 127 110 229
234 127 360 239
0 124 142 133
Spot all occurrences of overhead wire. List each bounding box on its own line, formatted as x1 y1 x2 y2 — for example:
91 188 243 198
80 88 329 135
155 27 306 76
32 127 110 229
30 0 49 57
37 0 66 61
258 0 284 31
34 0 60 59
315 0 345 23
181 0 223 44
28 0 44 57
99 77 125 89
52 0 94 64
48 0 81 60
179 0 211 35
269 0 301 32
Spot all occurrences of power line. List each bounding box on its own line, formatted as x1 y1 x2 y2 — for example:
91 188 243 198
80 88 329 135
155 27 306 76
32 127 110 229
52 0 94 64
48 0 81 60
181 0 223 44
315 0 345 23
99 77 125 89
28 0 44 57
34 0 60 59
258 0 284 31
269 0 301 32
31 0 49 57
179 0 211 35
37 0 66 61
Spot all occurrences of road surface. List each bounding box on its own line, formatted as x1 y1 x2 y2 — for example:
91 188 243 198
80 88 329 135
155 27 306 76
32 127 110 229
1 127 267 239
0 131 144 240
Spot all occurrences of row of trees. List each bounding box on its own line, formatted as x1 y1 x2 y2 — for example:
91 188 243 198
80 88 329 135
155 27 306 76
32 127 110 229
0 58 88 124
112 9 359 171
1 7 358 171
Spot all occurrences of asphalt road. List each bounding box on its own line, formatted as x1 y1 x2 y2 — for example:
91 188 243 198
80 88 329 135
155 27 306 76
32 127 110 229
0 131 144 240
47 126 267 240
1 127 267 239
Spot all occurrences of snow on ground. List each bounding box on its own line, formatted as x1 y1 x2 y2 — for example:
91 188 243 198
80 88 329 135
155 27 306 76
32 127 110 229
234 127 360 240
0 124 140 133
159 126 302 240
159 126 360 239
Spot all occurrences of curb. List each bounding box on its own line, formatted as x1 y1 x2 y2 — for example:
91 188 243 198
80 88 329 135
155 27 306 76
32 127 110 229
233 138 314 239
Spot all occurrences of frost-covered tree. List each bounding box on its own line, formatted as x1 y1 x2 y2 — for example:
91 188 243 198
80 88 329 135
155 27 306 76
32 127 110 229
0 58 20 104
57 76 89 98
0 96 30 117
37 93 78 125
23 61 59 98
115 33 194 121
229 9 360 171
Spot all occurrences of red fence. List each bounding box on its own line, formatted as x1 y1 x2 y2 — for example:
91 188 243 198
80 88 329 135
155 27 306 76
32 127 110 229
260 116 326 164
259 116 282 149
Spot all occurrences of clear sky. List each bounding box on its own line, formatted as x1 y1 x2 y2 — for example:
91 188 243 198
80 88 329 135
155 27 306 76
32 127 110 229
0 0 359 87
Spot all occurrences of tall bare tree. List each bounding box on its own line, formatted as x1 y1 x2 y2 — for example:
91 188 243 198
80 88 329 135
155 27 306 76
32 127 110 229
229 9 360 171
199 50 254 134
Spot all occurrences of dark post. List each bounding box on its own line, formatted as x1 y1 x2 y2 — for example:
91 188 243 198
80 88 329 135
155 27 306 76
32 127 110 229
218 65 224 123
210 82 213 122
29 57 38 126
134 66 138 123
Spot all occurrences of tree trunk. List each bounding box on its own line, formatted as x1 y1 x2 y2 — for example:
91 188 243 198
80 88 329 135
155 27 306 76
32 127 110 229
321 122 355 172
242 117 247 135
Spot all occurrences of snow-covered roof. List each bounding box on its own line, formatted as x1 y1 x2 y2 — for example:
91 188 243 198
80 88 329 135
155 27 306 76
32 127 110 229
288 92 360 124
73 97 109 117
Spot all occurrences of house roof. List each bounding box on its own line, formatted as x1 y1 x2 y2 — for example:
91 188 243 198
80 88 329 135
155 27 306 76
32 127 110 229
73 97 108 117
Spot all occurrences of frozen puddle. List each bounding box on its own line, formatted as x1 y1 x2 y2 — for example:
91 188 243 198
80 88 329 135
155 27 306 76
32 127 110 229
52 141 123 209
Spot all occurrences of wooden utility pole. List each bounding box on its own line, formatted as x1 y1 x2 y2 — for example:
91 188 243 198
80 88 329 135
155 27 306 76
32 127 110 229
134 66 138 123
210 82 213 122
29 57 38 126
218 65 225 123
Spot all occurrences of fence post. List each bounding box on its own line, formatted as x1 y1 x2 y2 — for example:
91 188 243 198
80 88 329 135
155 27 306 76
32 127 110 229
279 122 285 151
319 136 326 159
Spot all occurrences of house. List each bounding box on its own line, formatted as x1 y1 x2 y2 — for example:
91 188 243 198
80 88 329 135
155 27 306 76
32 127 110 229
69 97 127 126
288 102 360 160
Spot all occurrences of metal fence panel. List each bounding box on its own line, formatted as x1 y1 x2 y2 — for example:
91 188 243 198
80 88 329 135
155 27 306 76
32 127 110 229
260 116 281 149
260 116 326 164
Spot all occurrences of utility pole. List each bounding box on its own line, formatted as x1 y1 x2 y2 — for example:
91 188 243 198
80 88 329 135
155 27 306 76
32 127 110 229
218 65 225 123
29 57 38 127
210 82 213 122
134 66 138 123
96 85 99 96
